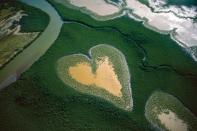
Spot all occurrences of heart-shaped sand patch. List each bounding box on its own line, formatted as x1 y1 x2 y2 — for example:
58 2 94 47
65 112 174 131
69 56 122 97
56 44 133 111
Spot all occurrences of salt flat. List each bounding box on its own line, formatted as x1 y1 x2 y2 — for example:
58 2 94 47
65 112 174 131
158 110 188 131
126 0 197 49
69 0 120 16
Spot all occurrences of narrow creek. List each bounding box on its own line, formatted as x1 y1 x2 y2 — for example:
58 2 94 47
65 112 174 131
1 0 196 90
0 0 63 89
63 18 197 78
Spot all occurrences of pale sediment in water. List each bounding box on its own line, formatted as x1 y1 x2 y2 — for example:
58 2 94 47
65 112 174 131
56 0 197 60
125 0 197 61
158 110 188 131
125 0 197 47
69 56 122 97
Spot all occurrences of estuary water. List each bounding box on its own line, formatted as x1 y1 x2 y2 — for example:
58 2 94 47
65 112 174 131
0 0 63 89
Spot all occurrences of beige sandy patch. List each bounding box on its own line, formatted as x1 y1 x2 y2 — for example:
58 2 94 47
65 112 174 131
158 110 188 131
126 0 197 48
69 0 120 16
69 56 122 97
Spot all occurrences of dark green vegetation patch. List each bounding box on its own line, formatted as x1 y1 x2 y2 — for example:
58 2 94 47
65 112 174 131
17 1 50 32
0 1 49 68
145 91 197 131
0 0 197 130
57 44 132 111
0 1 49 32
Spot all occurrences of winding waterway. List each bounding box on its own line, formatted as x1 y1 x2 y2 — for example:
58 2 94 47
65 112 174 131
0 0 63 89
1 0 197 90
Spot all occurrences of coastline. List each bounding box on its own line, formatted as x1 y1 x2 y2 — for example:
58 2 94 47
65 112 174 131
53 0 197 61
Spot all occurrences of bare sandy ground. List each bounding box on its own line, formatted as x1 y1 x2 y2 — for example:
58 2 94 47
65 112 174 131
69 56 122 97
51 0 197 61
125 0 197 49
55 0 197 60
158 110 188 131
0 10 39 68
69 0 120 16
148 0 197 18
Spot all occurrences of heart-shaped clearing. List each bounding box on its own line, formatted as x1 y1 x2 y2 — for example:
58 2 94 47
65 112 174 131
56 44 133 111
69 56 122 97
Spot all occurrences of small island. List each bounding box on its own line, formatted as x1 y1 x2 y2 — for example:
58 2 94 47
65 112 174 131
57 44 133 111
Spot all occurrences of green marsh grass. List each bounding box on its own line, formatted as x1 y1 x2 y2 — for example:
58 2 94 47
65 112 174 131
57 44 132 111
0 0 197 130
145 91 197 131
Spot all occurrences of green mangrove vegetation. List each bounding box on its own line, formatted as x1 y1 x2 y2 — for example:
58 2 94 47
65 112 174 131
145 91 197 131
57 44 132 111
0 0 196 130
0 1 49 33
0 1 49 68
